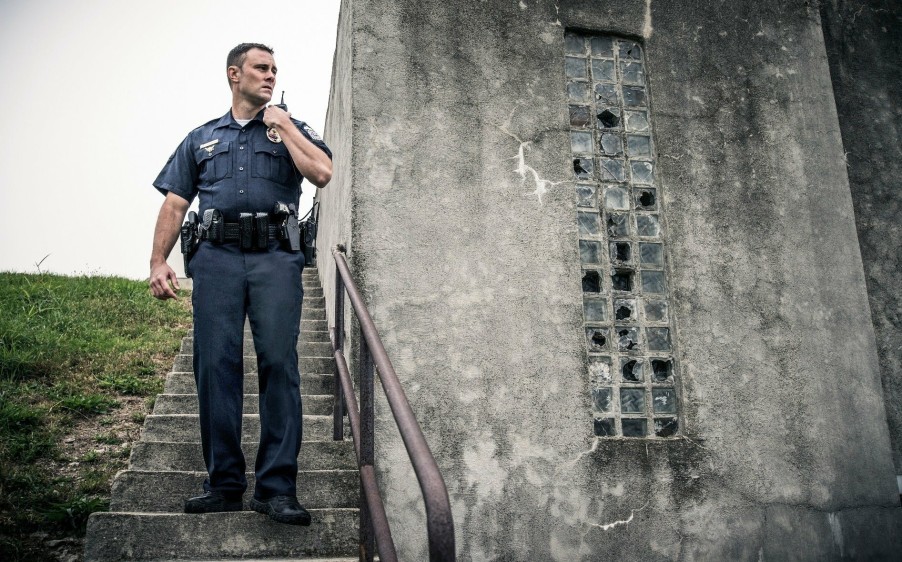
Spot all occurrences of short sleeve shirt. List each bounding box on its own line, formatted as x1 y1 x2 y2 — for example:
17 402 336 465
153 109 332 220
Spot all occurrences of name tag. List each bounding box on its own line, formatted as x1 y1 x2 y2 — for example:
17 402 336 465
199 139 219 153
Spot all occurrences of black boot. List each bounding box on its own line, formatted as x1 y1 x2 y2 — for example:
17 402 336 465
184 491 243 513
249 495 312 526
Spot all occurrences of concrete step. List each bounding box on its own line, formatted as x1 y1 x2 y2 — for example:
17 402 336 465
171 355 335 374
180 338 333 356
183 330 332 343
184 318 327 337
153 394 335 416
84 509 357 561
142 414 339 443
164 373 334 395
110 470 359 512
129 440 355 472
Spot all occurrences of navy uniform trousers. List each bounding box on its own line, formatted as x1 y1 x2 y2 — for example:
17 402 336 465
190 238 305 499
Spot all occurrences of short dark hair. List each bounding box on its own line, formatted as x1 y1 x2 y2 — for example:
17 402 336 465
227 43 274 69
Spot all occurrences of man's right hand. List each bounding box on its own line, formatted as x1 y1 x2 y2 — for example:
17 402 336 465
150 262 180 300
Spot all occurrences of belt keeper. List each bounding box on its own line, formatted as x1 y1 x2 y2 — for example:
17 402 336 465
239 213 254 250
254 213 269 249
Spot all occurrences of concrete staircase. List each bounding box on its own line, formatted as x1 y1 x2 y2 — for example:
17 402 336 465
85 268 360 561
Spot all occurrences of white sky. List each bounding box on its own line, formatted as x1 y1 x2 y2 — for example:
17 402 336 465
0 0 340 279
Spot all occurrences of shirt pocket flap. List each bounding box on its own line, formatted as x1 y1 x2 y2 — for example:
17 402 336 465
196 141 231 163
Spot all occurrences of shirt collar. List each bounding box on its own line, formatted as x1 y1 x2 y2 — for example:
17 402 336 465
212 108 267 130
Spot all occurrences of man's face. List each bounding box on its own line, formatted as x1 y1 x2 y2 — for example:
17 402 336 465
231 48 277 106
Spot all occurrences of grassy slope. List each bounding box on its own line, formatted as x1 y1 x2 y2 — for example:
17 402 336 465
0 272 191 560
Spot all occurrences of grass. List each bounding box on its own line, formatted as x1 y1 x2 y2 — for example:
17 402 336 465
0 272 191 560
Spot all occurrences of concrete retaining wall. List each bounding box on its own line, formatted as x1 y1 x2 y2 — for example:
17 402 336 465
317 1 901 558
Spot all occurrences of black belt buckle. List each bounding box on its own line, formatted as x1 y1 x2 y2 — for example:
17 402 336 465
254 213 269 249
239 213 254 250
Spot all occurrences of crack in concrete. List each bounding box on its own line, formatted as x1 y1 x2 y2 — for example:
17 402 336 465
498 124 568 204
590 501 649 531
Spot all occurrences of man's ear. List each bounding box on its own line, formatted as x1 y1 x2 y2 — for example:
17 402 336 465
227 65 240 83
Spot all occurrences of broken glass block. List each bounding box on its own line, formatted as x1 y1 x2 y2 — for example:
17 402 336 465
583 298 607 322
592 387 613 413
570 105 591 128
578 211 600 236
614 298 636 321
586 327 609 351
591 59 616 82
597 108 621 129
644 300 668 322
611 270 633 292
573 158 594 180
599 158 626 182
607 213 630 237
594 83 619 105
599 133 622 156
622 418 648 437
646 327 671 351
588 356 612 383
625 111 649 132
568 82 591 103
627 135 652 158
651 359 672 382
616 326 640 351
639 243 663 266
565 56 588 79
622 86 647 107
620 62 645 85
631 161 654 185
610 242 632 264
652 389 677 414
594 417 616 437
589 36 614 57
565 33 585 55
636 188 657 210
619 40 642 60
582 270 601 293
654 418 678 437
620 357 644 382
579 240 602 264
576 184 596 208
620 389 645 413
604 186 630 210
641 271 666 294
636 214 660 237
571 131 594 153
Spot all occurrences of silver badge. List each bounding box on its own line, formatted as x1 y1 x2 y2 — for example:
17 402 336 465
266 127 282 143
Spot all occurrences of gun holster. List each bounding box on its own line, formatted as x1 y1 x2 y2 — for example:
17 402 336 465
179 211 199 278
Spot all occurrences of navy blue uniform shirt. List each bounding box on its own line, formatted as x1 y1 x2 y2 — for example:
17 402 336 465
154 109 331 220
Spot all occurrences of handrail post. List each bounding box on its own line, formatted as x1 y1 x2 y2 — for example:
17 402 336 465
332 263 345 441
359 331 376 561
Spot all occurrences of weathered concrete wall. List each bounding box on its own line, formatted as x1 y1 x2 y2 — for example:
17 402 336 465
320 0 902 559
819 0 902 475
317 0 354 326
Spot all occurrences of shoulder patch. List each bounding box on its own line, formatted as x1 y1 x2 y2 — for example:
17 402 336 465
302 124 323 142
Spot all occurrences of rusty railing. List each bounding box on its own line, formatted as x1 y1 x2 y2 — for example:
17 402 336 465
328 246 455 561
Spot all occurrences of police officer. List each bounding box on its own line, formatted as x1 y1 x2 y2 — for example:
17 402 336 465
149 43 332 526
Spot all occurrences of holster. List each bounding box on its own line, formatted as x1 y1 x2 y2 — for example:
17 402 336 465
179 211 199 278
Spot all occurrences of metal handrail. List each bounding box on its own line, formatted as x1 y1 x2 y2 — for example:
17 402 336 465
328 246 456 561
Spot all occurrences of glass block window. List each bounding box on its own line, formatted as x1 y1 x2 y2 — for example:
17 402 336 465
567 31 679 438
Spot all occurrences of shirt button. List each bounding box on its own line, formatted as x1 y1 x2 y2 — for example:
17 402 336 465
239 146 244 150
239 166 244 171
239 190 245 194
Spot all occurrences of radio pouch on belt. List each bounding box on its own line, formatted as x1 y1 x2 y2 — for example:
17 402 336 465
238 213 254 250
254 213 269 249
